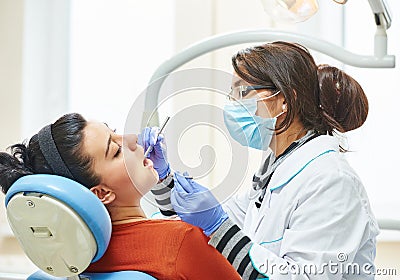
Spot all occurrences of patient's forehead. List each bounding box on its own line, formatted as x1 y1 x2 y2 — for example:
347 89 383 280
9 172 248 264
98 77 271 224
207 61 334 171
82 121 110 159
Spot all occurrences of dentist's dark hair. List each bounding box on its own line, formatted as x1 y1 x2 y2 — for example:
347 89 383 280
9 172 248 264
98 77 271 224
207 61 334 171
232 41 368 136
0 113 101 194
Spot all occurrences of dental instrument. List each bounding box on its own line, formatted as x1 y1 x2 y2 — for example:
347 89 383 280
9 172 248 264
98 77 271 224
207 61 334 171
143 116 170 158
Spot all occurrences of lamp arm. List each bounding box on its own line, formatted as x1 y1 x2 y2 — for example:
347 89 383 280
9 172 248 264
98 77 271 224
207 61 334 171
367 0 392 59
377 219 400 231
368 0 391 29
142 29 395 126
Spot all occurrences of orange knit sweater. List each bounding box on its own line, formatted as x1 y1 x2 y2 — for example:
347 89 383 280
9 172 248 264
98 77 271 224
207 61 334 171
86 219 241 280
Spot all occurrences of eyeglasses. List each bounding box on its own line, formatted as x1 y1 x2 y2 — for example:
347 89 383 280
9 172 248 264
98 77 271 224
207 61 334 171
228 85 278 100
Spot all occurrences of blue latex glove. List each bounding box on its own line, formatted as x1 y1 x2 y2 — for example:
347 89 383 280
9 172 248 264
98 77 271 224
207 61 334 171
138 127 170 180
171 172 228 236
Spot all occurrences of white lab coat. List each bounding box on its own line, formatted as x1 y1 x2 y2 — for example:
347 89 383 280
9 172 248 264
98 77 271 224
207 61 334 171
223 135 379 279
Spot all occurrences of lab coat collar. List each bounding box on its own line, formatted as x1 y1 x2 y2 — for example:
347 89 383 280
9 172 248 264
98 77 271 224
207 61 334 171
268 135 338 192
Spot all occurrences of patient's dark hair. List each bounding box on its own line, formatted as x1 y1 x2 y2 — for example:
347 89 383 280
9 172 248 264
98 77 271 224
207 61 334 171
0 113 101 194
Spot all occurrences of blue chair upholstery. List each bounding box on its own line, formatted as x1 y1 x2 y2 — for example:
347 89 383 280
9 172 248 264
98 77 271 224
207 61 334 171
5 174 156 280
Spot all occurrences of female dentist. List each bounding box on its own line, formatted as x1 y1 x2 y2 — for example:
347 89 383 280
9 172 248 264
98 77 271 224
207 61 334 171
139 41 379 279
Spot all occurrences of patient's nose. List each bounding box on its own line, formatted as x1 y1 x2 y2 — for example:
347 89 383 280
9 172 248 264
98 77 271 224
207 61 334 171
123 134 138 151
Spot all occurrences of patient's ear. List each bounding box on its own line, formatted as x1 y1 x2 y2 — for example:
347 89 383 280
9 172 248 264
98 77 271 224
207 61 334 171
90 185 116 205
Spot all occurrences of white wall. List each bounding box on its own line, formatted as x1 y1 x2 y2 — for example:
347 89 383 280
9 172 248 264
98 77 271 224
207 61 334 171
0 0 37 275
343 0 400 230
68 0 175 132
0 0 23 158
21 0 71 138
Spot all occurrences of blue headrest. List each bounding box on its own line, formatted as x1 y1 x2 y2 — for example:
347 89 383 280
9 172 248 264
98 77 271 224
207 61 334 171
5 174 112 263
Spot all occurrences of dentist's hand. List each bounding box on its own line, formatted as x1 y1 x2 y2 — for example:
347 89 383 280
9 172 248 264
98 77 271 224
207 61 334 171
138 127 170 180
171 172 228 236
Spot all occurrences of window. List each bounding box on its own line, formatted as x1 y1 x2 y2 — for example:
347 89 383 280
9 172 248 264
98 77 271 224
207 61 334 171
343 0 400 224
69 0 175 132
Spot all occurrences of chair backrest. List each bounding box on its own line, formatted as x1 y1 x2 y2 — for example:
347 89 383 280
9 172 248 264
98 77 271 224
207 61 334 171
5 174 156 280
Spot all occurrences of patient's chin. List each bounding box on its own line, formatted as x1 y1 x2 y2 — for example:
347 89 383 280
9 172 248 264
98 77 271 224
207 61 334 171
129 175 158 197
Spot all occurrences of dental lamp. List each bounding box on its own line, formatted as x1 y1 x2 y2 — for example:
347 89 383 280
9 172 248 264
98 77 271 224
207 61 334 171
260 0 392 57
260 0 391 28
142 0 394 128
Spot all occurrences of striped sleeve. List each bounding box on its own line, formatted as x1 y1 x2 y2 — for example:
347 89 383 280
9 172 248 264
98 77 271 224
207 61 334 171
150 173 176 216
209 219 264 280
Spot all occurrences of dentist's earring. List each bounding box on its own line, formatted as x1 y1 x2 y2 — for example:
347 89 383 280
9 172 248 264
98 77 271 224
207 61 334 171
275 104 287 119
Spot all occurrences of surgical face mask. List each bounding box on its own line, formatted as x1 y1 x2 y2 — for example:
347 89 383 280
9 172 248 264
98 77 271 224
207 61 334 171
223 92 283 151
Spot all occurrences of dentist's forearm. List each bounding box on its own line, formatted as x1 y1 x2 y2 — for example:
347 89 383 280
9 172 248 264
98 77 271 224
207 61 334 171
151 173 177 216
208 219 262 280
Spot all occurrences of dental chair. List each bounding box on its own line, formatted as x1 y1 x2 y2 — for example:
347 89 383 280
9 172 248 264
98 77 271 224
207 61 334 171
4 174 156 280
